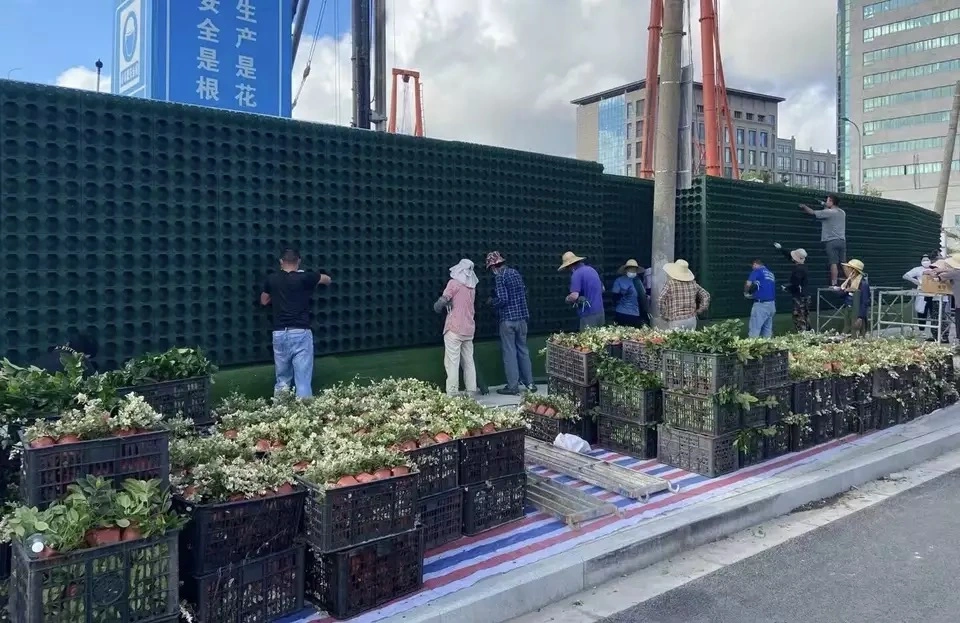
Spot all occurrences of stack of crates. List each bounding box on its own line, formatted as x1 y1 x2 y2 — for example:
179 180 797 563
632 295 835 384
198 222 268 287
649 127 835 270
177 488 308 622
406 441 462 551
458 429 527 537
11 427 177 623
737 351 793 465
545 342 600 443
595 339 664 458
657 350 744 477
302 472 423 619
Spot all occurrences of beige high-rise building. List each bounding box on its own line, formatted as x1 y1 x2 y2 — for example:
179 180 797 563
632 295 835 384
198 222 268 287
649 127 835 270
838 0 960 220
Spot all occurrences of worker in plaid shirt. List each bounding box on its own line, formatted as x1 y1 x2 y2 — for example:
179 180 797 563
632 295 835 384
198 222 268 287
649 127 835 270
657 259 711 330
485 251 536 395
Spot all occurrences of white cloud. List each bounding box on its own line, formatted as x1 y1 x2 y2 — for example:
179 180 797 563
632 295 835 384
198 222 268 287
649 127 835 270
55 0 838 158
55 65 111 94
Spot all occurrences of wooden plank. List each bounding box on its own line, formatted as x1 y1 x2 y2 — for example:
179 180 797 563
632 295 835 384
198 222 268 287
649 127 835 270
525 472 618 527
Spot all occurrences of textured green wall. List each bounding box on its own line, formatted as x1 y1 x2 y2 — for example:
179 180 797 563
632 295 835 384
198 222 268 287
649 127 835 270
0 80 941 370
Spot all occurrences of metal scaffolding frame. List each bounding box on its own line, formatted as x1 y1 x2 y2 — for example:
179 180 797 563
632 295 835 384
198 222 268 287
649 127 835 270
875 289 951 341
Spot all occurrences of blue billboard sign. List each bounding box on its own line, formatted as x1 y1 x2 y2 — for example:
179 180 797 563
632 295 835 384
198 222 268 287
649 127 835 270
112 0 153 98
112 0 292 117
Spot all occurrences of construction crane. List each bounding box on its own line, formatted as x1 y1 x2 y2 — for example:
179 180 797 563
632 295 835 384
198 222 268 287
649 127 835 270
640 0 739 179
387 68 425 137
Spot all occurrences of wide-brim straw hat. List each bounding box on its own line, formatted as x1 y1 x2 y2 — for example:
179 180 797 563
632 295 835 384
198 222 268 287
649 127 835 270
558 251 586 271
842 259 865 273
945 254 960 270
618 259 641 274
484 251 506 269
790 248 807 263
664 259 695 282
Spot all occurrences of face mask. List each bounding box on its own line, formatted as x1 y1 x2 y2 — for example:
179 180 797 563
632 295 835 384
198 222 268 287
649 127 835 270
922 260 931 268
626 272 637 279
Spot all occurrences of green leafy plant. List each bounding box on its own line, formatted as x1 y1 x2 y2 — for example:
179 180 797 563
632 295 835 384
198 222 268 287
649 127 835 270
89 347 217 393
595 356 662 390
662 320 743 354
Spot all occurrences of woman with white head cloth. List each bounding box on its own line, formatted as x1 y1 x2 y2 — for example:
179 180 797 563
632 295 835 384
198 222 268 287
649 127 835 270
433 259 479 396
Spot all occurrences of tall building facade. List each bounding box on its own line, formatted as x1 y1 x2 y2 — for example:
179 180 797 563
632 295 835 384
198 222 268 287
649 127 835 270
775 137 840 192
573 80 783 178
837 0 960 218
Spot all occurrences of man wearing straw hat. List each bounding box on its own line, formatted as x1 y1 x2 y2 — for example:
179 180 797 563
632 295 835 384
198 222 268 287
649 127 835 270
610 259 650 327
657 259 711 330
559 251 605 330
485 251 536 395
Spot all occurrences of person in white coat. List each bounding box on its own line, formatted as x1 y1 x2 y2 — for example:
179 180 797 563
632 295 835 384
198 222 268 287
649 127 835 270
904 255 945 341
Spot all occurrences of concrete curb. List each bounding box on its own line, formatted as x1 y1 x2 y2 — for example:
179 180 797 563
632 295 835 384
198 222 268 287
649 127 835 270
388 410 960 623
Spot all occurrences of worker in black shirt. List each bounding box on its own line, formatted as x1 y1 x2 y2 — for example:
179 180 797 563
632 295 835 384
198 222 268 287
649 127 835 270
260 249 332 398
774 242 810 331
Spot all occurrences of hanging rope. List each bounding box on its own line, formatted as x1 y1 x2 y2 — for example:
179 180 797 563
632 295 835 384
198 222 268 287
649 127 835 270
292 0 330 110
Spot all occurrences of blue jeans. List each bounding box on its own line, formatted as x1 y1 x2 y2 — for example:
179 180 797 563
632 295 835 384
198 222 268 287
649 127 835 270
499 320 534 391
272 329 314 398
748 301 776 338
579 311 606 331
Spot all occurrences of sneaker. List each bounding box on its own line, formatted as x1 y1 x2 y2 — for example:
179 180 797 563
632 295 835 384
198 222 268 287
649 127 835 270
497 387 520 396
525 384 538 393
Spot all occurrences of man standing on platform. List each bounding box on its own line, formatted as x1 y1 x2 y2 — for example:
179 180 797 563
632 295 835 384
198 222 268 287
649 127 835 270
800 194 846 287
260 248 332 398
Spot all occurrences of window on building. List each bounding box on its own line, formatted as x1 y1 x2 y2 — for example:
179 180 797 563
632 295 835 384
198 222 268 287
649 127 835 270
748 130 757 146
724 147 732 163
626 102 633 117
863 136 949 158
626 163 633 176
737 148 744 165
777 156 785 169
863 8 960 43
748 150 757 165
955 214 960 227
636 121 643 137
725 133 730 145
769 115 775 125
863 33 960 67
863 84 953 112
724 166 733 178
734 111 743 119
746 113 754 121
802 159 809 172
759 132 769 148
758 115 766 123
864 59 960 90
626 122 632 138
697 104 704 113
760 151 769 167
785 157 792 170
626 143 632 159
636 142 642 158
736 129 745 144
698 122 705 139
831 162 837 174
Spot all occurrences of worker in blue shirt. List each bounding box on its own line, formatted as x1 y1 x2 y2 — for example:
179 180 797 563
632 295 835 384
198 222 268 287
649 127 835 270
745 259 776 338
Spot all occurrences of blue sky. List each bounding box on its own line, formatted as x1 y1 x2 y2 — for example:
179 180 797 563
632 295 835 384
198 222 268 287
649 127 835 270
0 0 351 85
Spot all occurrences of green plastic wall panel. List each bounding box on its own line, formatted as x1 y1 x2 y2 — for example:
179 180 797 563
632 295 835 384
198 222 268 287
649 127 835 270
601 176 654 275
680 177 941 319
0 81 604 368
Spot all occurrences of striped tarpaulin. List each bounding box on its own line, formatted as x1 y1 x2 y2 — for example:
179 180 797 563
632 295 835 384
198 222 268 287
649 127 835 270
281 426 900 623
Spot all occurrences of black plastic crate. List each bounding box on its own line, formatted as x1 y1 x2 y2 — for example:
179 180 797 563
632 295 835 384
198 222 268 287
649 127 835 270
790 412 835 450
741 401 766 429
848 401 878 434
736 431 765 468
763 425 791 460
876 397 904 429
657 425 738 478
872 366 908 398
407 440 459 498
176 487 307 576
0 541 8 621
20 429 170 509
307 528 424 620
835 375 870 409
117 376 213 426
621 340 663 374
462 472 527 536
662 391 740 435
300 471 419 553
597 415 658 458
763 351 790 388
547 376 599 415
419 488 462 550
598 382 662 423
182 544 305 623
11 532 179 623
765 384 792 426
742 358 765 394
545 343 597 385
790 379 834 416
458 427 525 486
606 343 624 359
525 412 597 444
662 351 742 395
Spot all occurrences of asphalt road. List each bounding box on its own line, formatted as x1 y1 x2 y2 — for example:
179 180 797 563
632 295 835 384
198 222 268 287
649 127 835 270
600 469 960 623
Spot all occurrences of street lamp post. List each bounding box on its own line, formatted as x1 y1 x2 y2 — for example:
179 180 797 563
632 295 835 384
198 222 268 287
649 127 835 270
6 67 22 79
841 116 863 194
